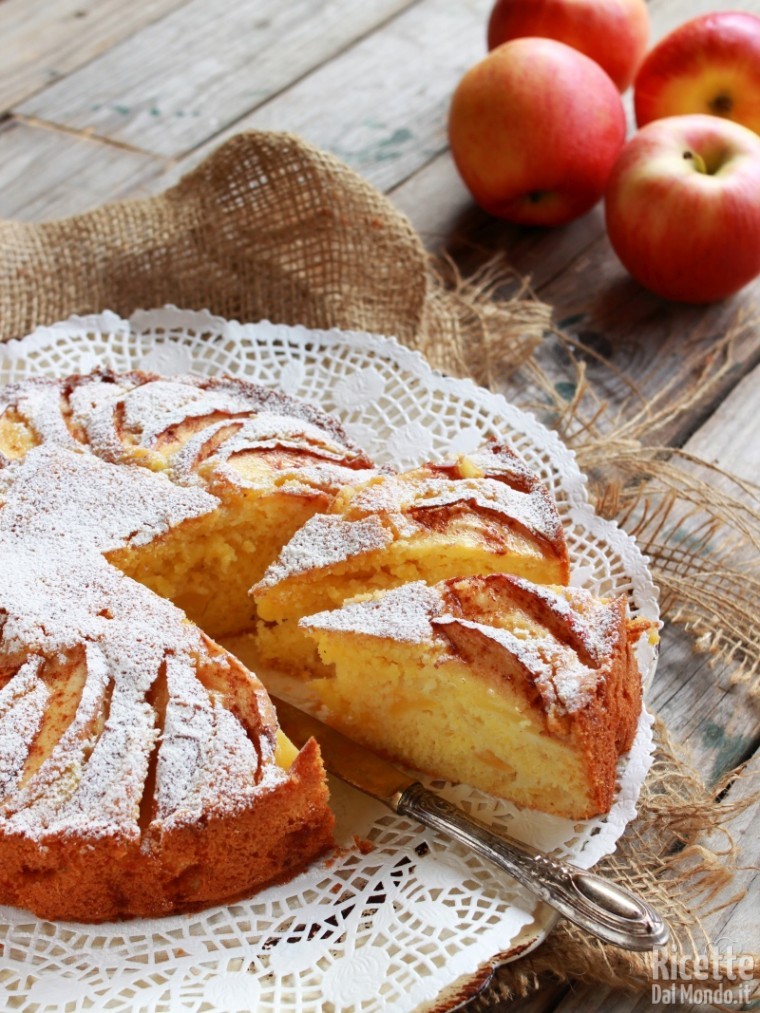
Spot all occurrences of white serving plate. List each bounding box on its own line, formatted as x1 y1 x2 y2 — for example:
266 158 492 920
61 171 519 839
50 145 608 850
0 308 657 1013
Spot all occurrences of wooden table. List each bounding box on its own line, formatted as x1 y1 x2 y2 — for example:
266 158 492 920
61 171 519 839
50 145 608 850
0 0 757 1009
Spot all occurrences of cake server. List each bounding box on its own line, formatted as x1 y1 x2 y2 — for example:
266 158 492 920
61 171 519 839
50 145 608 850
272 695 668 952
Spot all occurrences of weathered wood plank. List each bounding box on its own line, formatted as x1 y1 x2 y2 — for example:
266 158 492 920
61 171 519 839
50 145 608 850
163 0 493 192
0 0 189 114
693 751 759 964
390 155 607 293
649 627 756 784
532 236 760 447
18 0 420 159
633 361 760 782
0 121 164 222
683 364 760 480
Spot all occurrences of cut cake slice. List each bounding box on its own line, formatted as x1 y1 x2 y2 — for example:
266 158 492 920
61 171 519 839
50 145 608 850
301 574 652 819
253 442 570 674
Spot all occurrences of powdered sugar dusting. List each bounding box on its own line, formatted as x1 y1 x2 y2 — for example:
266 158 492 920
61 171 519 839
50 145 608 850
459 444 535 485
3 643 112 827
257 514 393 591
67 375 130 422
212 414 377 494
0 443 282 844
507 577 620 667
260 445 564 586
122 380 244 444
302 581 441 644
351 474 562 544
304 577 625 716
13 382 79 449
416 481 561 541
435 617 594 714
3 372 374 500
0 657 48 799
0 443 216 554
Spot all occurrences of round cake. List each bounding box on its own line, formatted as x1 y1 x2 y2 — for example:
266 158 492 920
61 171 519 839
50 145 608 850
0 368 647 921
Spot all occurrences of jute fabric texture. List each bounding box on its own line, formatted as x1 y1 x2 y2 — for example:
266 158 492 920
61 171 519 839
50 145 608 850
0 131 547 383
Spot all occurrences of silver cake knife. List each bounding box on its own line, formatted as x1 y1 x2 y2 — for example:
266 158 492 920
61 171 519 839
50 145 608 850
273 695 668 951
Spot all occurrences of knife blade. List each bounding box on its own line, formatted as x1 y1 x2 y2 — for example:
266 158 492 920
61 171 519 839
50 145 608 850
272 694 669 952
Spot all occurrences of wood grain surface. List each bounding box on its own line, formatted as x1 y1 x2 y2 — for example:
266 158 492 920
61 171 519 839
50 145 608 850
0 0 188 112
17 0 418 157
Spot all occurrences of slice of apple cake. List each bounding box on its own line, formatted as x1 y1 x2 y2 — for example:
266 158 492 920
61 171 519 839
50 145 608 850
301 574 651 819
253 442 570 675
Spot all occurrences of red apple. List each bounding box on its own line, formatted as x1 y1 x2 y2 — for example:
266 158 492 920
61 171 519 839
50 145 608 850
634 12 760 134
488 0 650 92
605 115 760 303
448 38 626 227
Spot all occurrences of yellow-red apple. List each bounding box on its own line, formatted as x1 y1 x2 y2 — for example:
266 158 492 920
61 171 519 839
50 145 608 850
635 12 760 134
605 115 760 302
448 38 626 226
488 0 650 92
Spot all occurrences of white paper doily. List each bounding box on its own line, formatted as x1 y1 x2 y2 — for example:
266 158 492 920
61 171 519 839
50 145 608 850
0 308 658 1013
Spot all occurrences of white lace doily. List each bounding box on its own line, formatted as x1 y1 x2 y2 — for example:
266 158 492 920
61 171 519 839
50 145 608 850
0 308 658 1013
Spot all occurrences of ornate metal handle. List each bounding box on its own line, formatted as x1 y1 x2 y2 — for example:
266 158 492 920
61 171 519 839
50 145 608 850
396 782 668 951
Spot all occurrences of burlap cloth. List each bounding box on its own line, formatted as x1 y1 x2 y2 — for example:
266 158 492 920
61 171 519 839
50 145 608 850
0 131 757 1009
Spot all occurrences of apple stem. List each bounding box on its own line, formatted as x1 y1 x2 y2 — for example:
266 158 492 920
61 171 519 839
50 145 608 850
683 150 708 175
709 92 733 117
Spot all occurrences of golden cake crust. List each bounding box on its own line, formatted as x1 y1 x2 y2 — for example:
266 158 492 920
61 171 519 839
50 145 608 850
0 738 331 923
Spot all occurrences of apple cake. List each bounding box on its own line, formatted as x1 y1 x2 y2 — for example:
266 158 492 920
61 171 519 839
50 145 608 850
0 367 648 919
301 574 650 819
0 370 377 638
